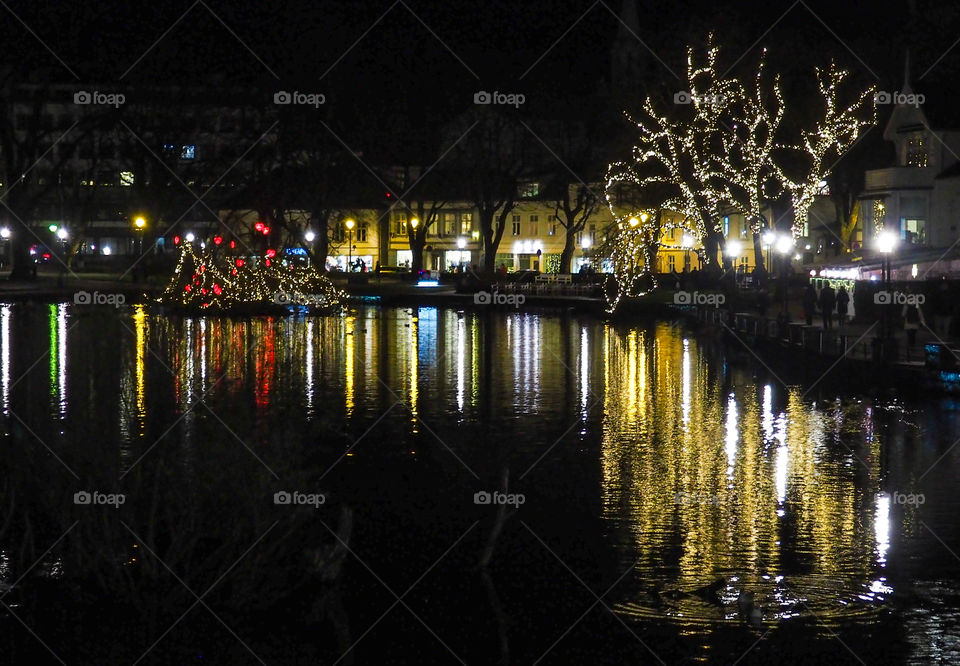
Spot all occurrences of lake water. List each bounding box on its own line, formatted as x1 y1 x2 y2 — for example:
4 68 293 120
1 303 959 664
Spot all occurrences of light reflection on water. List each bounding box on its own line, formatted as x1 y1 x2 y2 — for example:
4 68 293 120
1 304 959 662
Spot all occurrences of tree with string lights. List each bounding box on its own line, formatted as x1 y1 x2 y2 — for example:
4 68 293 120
608 37 741 276
718 49 788 274
780 62 875 239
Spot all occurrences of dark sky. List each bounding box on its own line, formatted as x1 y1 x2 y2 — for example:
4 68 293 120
3 1 959 149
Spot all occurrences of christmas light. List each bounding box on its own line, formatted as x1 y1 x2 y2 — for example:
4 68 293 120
158 243 345 312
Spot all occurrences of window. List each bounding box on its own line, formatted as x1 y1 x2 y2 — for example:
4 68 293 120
119 171 134 186
395 211 407 235
530 215 538 236
181 144 196 160
900 218 926 244
667 227 675 240
741 219 749 238
905 132 928 168
512 214 520 223
512 221 521 236
517 182 539 198
443 213 456 236
667 254 676 272
589 224 596 244
550 224 557 236
460 213 472 234
358 223 368 242
723 216 730 237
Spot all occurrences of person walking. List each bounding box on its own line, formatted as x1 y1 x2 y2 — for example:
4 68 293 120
819 282 836 330
903 297 926 348
836 286 850 327
802 284 818 326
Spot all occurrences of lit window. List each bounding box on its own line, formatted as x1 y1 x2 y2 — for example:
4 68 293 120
120 171 134 186
517 182 539 198
905 133 928 168
512 221 520 236
460 213 472 234
181 145 196 160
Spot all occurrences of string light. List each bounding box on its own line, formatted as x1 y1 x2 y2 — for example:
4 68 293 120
159 243 345 312
783 62 875 238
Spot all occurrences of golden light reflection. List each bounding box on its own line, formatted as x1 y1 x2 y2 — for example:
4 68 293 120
457 318 465 412
134 306 147 424
345 315 355 416
603 323 888 627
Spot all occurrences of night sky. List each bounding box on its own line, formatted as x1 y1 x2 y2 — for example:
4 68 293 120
3 1 960 157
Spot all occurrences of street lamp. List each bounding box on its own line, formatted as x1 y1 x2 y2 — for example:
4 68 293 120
581 235 591 271
185 232 195 243
762 229 775 271
133 216 146 257
628 217 639 228
345 218 355 270
876 230 898 349
775 234 794 316
304 229 315 243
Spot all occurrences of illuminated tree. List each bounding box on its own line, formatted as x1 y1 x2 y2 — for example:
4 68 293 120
781 62 875 239
608 36 739 274
718 49 787 273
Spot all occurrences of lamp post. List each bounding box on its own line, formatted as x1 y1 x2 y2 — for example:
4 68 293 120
345 218 355 271
304 229 315 267
580 235 591 272
134 216 146 256
775 234 794 316
725 239 742 288
876 230 897 353
762 230 775 274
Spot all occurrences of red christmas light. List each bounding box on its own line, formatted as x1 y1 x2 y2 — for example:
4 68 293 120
265 249 276 258
254 222 265 232
236 259 244 267
174 235 181 245
230 240 236 249
213 236 223 245
261 226 270 235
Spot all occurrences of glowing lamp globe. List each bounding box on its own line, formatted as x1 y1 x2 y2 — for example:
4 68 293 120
876 230 897 254
775 235 793 255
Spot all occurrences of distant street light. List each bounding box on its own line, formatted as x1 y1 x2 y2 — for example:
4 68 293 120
877 230 897 346
724 239 742 258
56 228 67 241
345 218 355 270
0 228 10 239
304 230 316 243
628 217 640 228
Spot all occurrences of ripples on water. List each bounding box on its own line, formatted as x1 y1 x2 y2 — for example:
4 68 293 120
0 303 958 664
